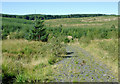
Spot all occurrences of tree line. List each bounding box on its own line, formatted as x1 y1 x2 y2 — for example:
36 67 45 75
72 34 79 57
2 14 107 20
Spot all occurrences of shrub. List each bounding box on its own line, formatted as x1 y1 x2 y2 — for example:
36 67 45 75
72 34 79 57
2 32 7 39
64 38 70 43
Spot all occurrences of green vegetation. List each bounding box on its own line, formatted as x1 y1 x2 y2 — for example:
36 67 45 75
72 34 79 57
26 18 48 41
2 17 33 39
64 38 70 43
1 14 118 83
2 14 107 20
2 16 118 40
2 39 66 83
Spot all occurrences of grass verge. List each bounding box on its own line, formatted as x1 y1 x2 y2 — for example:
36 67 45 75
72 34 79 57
2 39 66 83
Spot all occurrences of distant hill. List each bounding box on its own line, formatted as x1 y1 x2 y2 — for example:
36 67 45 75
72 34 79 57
1 14 109 20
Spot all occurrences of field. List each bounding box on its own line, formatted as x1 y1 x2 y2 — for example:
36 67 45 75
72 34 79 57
1 15 118 83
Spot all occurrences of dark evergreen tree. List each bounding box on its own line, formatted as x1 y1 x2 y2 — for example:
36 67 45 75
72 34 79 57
27 17 48 42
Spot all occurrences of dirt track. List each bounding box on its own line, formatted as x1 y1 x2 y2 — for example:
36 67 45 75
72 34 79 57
52 45 118 82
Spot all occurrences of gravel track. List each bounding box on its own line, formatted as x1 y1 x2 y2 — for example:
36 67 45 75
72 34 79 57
53 45 118 82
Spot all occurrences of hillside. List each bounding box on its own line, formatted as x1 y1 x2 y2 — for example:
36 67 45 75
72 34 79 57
2 15 118 40
1 15 118 83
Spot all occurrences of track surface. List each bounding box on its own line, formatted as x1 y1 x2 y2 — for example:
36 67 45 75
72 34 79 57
53 45 118 82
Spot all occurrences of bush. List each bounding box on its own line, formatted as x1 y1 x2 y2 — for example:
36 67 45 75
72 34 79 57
64 38 70 43
2 32 7 39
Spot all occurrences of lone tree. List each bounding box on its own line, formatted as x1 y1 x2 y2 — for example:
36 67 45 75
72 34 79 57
27 17 48 42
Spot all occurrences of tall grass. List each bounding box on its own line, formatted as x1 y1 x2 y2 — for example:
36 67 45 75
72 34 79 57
2 39 66 83
78 38 118 78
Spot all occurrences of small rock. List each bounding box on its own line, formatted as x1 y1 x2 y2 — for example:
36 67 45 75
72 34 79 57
71 75 74 77
103 74 107 76
59 75 62 76
81 72 84 74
